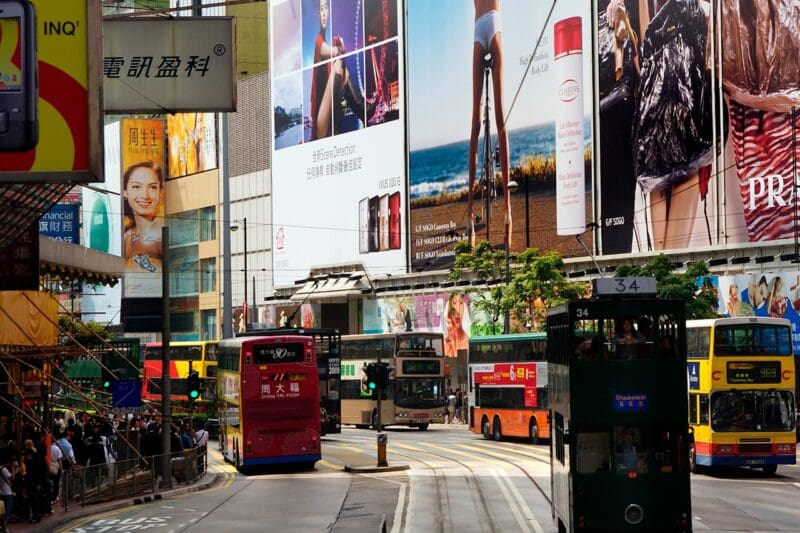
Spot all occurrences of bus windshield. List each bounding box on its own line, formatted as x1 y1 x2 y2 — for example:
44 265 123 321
397 335 443 355
144 345 203 361
710 390 796 432
714 324 793 356
395 377 443 408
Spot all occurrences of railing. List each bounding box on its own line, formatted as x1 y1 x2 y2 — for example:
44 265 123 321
60 447 207 511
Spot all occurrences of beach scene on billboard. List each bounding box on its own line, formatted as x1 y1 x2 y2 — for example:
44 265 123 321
407 0 593 271
272 0 399 151
596 0 799 255
710 272 800 354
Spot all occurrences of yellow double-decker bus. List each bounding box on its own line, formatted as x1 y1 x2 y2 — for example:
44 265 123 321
142 341 219 403
687 317 796 475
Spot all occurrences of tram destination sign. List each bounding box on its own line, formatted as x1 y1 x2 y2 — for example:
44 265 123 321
727 361 781 384
253 343 305 364
592 277 656 297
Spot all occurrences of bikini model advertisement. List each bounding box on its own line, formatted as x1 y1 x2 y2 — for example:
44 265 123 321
406 0 594 271
270 0 406 286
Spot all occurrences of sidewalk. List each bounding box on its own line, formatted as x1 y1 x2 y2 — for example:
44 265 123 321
9 473 220 533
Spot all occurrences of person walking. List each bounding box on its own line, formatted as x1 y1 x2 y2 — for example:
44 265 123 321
455 390 464 424
446 390 457 424
0 457 14 525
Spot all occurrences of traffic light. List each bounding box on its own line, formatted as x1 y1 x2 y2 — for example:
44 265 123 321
187 370 201 401
361 363 378 397
100 352 113 390
377 363 395 389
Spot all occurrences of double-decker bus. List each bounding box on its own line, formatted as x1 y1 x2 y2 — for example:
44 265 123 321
686 317 796 475
238 328 342 435
142 341 218 403
217 335 321 470
468 332 549 443
548 279 691 532
340 333 447 430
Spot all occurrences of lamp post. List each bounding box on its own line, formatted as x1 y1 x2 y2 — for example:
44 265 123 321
230 217 248 331
503 179 519 334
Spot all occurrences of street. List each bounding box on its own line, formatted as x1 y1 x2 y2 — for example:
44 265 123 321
56 424 800 533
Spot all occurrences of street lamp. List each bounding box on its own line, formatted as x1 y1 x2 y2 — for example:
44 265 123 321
503 180 519 334
230 217 248 331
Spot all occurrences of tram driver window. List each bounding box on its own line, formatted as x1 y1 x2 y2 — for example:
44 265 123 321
575 428 610 473
614 426 649 474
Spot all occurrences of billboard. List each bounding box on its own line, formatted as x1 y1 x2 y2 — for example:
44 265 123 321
120 118 166 298
0 0 103 183
103 17 236 113
596 0 800 255
39 203 80 243
406 0 594 271
166 112 217 179
270 0 407 286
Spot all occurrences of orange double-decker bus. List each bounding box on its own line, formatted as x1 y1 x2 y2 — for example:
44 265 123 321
468 333 550 443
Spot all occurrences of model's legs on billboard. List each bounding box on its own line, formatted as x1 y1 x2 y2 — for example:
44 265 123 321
489 32 511 250
468 42 485 249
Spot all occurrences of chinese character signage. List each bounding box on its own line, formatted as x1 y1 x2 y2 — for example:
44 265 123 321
0 222 38 290
121 118 165 298
39 204 80 243
103 18 236 113
0 0 103 183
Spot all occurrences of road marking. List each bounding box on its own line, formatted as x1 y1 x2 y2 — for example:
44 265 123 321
463 443 544 465
319 459 343 470
390 481 408 533
471 441 550 461
422 442 508 467
491 468 531 533
498 469 544 533
325 441 370 455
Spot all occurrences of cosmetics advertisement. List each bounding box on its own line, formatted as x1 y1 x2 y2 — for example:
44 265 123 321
406 0 594 271
270 0 405 286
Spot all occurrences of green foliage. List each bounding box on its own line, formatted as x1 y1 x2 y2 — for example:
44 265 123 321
615 255 718 319
450 242 587 332
58 316 113 346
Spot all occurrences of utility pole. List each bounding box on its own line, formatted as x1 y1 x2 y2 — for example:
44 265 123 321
376 349 387 467
160 226 172 488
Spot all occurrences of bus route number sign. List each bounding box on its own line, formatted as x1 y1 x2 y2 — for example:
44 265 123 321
592 277 657 297
727 361 781 384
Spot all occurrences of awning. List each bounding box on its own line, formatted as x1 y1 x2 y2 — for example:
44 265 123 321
0 183 73 250
290 272 371 301
39 236 123 286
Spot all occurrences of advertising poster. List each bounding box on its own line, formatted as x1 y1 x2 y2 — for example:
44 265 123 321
38 204 80 243
0 0 103 183
596 0 799 254
120 117 165 298
471 362 539 407
270 0 406 286
406 0 593 271
712 271 800 354
166 112 218 179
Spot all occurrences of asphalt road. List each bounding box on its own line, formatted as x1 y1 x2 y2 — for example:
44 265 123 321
55 424 800 533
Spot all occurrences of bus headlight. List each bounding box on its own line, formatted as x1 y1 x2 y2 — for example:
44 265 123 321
623 504 644 525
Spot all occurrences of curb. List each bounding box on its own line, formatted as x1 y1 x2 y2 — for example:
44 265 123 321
30 473 222 533
343 464 410 474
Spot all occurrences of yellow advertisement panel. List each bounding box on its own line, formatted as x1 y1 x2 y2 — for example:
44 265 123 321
166 113 218 179
0 291 58 346
121 117 165 298
0 0 102 182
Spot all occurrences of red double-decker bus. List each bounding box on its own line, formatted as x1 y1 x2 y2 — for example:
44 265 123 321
217 335 321 470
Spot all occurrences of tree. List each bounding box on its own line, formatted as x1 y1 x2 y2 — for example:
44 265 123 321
615 255 718 319
58 316 113 346
450 241 586 333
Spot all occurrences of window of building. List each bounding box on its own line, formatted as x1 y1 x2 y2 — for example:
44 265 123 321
170 245 199 296
170 210 199 247
202 310 217 341
200 206 216 242
171 311 199 338
201 257 217 293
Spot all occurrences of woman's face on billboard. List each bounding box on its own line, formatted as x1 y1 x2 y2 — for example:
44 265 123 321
125 166 161 219
319 0 329 29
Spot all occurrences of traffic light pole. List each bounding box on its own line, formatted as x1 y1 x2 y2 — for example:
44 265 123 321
376 350 387 467
160 226 172 489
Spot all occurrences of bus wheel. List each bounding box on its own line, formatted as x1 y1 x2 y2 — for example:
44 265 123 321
481 417 491 440
492 417 502 441
762 464 778 476
528 420 539 445
371 410 382 431
417 423 429 431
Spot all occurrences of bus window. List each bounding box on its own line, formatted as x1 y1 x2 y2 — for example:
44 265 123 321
687 327 709 359
711 390 795 432
699 394 709 424
614 426 649 474
575 428 610 473
205 343 218 361
689 393 698 424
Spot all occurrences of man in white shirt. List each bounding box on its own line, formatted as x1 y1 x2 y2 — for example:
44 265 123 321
194 426 209 448
50 439 64 503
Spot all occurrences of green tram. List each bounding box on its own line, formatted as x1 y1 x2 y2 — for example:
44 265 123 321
547 279 691 532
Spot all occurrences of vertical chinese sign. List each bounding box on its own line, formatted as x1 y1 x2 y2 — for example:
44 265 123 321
120 118 165 298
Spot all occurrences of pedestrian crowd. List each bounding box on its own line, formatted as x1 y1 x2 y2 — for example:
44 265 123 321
0 409 210 529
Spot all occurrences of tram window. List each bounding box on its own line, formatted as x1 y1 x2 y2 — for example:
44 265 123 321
653 426 685 473
575 429 610 473
614 425 649 474
554 413 565 464
699 394 710 424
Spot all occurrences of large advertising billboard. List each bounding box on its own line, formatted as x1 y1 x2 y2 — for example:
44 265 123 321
166 112 217 179
103 18 236 113
120 118 166 298
596 0 799 255
0 0 103 183
406 0 594 271
270 0 406 287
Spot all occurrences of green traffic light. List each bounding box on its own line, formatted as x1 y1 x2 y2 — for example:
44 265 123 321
189 390 200 399
103 381 111 388
368 382 376 390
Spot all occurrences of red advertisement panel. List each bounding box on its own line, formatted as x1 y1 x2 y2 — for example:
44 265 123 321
473 363 537 407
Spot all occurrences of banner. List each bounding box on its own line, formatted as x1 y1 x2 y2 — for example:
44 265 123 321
0 0 103 183
270 0 407 286
120 118 165 298
166 113 218 179
406 0 594 271
39 204 80 243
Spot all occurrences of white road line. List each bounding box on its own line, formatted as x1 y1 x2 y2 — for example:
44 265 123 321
390 482 408 533
492 468 531 533
499 469 544 533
